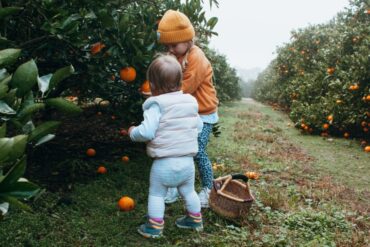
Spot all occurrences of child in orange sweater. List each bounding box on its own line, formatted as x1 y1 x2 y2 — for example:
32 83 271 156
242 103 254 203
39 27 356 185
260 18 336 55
157 10 219 208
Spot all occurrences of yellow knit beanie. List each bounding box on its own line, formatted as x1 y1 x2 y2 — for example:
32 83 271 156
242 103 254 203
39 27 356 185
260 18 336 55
157 10 195 44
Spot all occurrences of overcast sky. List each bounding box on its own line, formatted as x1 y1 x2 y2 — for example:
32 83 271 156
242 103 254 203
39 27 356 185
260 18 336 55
205 0 350 70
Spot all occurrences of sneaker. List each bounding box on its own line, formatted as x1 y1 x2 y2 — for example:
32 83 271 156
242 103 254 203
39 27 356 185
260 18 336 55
175 214 203 232
137 219 164 238
198 187 211 208
164 187 179 204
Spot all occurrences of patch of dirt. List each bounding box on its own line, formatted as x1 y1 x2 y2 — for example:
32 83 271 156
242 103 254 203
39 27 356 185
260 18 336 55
294 175 369 215
236 111 263 120
240 158 261 171
26 107 145 192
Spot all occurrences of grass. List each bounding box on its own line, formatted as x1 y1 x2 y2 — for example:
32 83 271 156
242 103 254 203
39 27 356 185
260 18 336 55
1 99 369 246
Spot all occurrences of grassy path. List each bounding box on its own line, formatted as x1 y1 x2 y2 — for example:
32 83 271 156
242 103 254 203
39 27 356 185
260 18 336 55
1 99 369 246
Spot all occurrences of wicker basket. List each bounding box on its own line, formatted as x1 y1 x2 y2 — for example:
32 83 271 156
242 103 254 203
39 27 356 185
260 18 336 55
209 174 254 219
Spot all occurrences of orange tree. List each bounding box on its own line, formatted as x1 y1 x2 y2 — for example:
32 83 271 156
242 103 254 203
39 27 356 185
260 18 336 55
0 5 85 213
1 0 220 122
252 0 369 144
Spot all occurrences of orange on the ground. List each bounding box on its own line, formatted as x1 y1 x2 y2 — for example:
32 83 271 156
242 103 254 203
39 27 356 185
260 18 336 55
118 196 135 211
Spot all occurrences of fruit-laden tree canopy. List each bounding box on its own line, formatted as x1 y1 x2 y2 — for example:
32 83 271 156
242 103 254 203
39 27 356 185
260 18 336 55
1 0 221 121
252 0 369 140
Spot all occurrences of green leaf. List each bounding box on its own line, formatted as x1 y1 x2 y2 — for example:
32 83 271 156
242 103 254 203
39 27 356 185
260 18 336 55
0 7 23 19
0 100 16 115
0 69 8 81
22 120 35 134
119 14 130 31
60 14 81 31
0 201 9 215
207 17 218 29
0 181 39 199
0 137 12 163
0 49 21 67
98 10 115 28
3 88 17 107
0 75 11 99
28 121 60 143
34 134 55 146
48 65 74 91
46 98 82 115
84 11 97 19
0 135 27 163
17 103 45 122
0 195 32 212
0 123 5 138
9 135 28 161
10 60 38 97
0 136 27 163
0 156 26 188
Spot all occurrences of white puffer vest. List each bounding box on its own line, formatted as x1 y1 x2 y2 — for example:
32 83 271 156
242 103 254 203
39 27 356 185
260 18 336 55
143 91 199 158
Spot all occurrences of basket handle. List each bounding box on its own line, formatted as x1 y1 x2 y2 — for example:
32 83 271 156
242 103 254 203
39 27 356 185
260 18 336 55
214 174 252 203
231 174 249 183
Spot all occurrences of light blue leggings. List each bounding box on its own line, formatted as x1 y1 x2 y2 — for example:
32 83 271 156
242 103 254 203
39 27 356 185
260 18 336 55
148 156 201 219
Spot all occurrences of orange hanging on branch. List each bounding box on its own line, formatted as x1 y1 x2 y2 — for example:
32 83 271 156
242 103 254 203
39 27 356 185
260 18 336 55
120 67 136 82
140 80 151 96
91 42 106 55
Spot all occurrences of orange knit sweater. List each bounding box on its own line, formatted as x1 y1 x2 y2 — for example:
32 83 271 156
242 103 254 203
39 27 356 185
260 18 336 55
178 45 219 115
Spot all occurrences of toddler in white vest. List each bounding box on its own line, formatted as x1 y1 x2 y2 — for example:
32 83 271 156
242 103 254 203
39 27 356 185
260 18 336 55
128 54 203 238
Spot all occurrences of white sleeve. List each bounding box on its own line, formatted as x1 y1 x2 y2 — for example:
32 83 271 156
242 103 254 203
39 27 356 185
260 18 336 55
130 103 161 142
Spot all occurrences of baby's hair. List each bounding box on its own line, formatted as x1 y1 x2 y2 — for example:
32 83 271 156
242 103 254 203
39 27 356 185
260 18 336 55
147 54 182 95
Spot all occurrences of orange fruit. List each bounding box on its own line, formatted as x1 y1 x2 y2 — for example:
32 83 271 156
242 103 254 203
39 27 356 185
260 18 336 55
364 146 370 152
118 196 135 211
97 166 107 174
121 155 129 163
245 172 259 180
120 129 128 136
361 121 367 127
111 115 116 120
344 132 350 139
141 80 151 95
366 95 370 101
322 123 329 130
120 67 136 82
349 84 359 90
327 67 335 75
327 115 333 121
91 42 106 55
364 128 369 132
86 148 96 157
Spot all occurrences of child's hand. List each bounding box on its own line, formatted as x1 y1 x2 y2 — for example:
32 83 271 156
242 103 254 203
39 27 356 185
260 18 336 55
128 126 136 135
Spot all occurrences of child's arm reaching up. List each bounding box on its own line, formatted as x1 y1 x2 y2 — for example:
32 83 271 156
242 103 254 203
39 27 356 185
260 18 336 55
128 103 161 142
